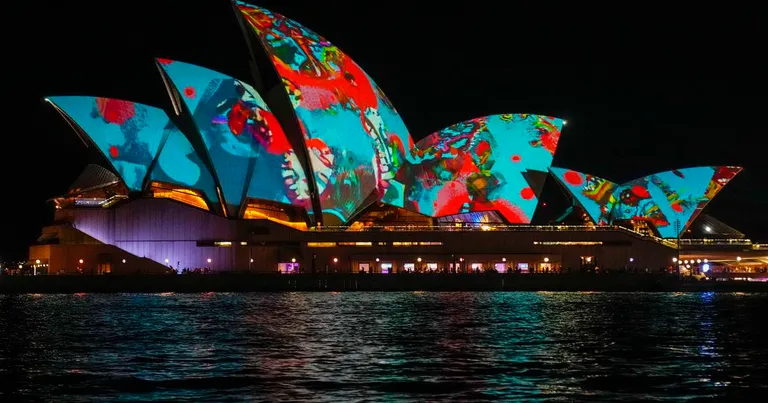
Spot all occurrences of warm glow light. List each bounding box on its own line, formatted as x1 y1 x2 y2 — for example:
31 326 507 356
502 257 507 262
684 260 689 264
122 259 126 264
78 259 84 264
736 256 742 261
291 258 296 263
375 258 380 262
672 257 678 262
543 257 550 263
459 257 464 262
18 264 22 269
696 259 701 263
35 259 40 264
207 258 212 263
250 258 254 263
703 259 708 263
333 258 338 263
417 257 422 262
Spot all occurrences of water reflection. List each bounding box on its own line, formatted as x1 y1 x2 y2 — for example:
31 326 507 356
0 292 766 401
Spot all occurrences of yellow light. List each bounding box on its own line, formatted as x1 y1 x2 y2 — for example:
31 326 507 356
672 257 678 262
333 258 338 263
122 259 126 264
291 258 296 263
417 257 422 262
78 259 84 264
35 259 40 264
502 257 507 262
736 256 742 261
375 258 380 262
543 257 550 263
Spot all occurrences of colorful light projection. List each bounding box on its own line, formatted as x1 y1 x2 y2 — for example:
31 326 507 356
604 166 742 238
46 96 170 192
149 127 220 208
236 2 413 221
398 114 563 223
157 59 312 213
548 167 618 224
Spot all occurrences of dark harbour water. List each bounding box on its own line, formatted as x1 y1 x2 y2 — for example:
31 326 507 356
1 292 767 402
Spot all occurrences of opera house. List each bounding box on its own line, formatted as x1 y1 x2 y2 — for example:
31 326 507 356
27 1 764 276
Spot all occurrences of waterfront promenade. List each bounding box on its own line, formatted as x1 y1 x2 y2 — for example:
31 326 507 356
1 273 766 293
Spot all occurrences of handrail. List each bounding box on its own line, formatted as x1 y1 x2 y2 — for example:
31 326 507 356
678 238 752 245
311 224 676 247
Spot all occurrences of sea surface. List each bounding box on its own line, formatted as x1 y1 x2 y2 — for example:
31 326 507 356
1 292 767 402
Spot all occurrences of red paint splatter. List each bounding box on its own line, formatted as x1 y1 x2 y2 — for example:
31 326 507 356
183 86 196 98
631 185 650 198
511 154 521 163
261 111 292 154
109 145 119 158
156 58 173 65
476 140 491 156
433 181 470 216
671 203 683 213
227 102 248 135
563 170 583 186
95 98 135 125
520 187 535 200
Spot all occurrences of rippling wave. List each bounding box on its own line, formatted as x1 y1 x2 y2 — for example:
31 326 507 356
1 292 767 401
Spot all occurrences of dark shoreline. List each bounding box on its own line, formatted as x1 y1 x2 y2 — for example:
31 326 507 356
1 273 767 293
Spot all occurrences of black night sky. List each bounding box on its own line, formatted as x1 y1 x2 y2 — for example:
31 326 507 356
3 1 766 261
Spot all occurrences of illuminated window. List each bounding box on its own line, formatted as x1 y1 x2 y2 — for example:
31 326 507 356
243 205 307 231
307 242 336 248
337 242 372 247
392 242 443 247
214 241 232 247
150 182 209 211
